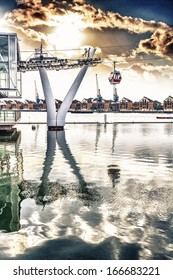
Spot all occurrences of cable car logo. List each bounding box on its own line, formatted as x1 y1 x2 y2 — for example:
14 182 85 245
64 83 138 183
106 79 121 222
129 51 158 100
108 70 122 85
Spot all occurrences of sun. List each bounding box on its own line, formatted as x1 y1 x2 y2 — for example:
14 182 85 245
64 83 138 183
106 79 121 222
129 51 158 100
48 13 85 49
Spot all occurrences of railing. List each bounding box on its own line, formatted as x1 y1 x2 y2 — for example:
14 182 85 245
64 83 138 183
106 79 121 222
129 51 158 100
0 110 21 123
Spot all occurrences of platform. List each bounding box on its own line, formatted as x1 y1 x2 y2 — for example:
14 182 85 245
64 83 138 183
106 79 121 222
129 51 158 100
0 110 21 140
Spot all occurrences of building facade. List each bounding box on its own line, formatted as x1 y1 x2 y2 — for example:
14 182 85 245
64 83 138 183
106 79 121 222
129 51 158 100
119 97 133 110
139 96 154 110
163 96 173 110
0 33 21 98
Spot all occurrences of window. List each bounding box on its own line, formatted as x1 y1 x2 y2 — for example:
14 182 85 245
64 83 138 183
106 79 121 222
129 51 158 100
0 33 21 98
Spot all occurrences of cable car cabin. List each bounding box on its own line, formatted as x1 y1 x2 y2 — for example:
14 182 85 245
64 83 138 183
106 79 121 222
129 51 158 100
108 71 122 85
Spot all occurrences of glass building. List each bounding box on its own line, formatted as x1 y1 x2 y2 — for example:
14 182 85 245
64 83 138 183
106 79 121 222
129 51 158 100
0 33 21 98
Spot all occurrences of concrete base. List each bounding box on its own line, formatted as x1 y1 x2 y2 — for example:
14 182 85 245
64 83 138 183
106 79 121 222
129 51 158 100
48 126 64 131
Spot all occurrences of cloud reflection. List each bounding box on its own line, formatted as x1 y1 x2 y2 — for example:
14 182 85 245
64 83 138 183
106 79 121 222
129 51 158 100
0 123 173 260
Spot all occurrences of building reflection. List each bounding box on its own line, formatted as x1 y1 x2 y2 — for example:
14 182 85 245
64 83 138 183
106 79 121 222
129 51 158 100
0 131 22 232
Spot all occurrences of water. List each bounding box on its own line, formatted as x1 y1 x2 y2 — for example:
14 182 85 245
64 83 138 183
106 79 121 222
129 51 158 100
0 113 173 260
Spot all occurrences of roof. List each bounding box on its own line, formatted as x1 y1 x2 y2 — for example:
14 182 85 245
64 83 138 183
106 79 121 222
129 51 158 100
139 96 153 102
72 99 80 103
120 97 133 102
164 95 173 101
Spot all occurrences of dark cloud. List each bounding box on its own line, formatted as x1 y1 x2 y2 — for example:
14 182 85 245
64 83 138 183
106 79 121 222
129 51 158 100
139 28 173 60
141 39 157 51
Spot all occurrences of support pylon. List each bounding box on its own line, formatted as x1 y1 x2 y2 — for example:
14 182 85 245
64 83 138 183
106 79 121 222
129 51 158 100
39 47 96 131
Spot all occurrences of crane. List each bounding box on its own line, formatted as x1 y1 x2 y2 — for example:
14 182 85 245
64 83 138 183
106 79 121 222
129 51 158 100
34 80 40 110
96 74 102 102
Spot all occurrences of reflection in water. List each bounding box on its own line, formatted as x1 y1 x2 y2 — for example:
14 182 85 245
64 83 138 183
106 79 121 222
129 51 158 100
37 131 58 205
57 130 100 206
95 123 101 151
0 132 22 232
111 123 117 154
20 129 100 207
0 123 173 260
107 165 120 188
57 130 86 187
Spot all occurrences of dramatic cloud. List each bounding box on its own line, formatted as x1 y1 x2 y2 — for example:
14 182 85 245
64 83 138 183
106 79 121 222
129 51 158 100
72 3 169 33
138 28 173 60
5 2 170 34
2 0 173 62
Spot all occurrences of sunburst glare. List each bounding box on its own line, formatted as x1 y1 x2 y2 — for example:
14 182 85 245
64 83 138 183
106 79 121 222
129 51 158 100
48 13 85 49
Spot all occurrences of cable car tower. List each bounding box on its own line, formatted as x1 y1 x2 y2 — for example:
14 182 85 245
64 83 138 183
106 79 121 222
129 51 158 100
17 44 101 130
108 61 122 107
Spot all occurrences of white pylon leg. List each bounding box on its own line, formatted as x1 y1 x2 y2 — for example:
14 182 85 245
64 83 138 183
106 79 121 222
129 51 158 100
56 48 96 129
39 67 57 130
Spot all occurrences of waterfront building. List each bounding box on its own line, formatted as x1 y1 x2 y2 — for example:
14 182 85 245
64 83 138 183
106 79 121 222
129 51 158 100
131 101 139 111
103 99 112 111
153 100 163 110
80 97 100 110
85 98 94 110
139 96 154 110
0 100 6 109
109 101 119 111
23 100 29 109
92 97 104 111
10 100 23 109
119 97 133 110
24 100 35 110
0 96 170 112
163 96 173 110
81 98 88 110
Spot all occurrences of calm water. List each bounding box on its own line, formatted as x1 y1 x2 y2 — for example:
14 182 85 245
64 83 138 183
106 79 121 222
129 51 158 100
0 113 173 260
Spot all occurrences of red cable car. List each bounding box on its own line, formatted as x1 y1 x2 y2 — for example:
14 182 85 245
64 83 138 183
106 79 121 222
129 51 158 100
108 70 122 85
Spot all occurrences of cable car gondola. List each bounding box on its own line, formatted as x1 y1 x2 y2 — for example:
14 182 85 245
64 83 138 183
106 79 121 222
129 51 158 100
108 70 122 85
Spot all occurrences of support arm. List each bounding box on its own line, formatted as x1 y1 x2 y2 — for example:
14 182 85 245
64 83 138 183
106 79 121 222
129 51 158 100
56 48 96 129
39 67 57 129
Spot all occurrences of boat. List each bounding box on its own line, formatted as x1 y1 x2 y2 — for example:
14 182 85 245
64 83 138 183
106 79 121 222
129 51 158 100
156 116 173 119
70 110 93 114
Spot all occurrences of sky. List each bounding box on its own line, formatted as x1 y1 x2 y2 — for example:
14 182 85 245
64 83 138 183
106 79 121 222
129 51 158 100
0 0 173 102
